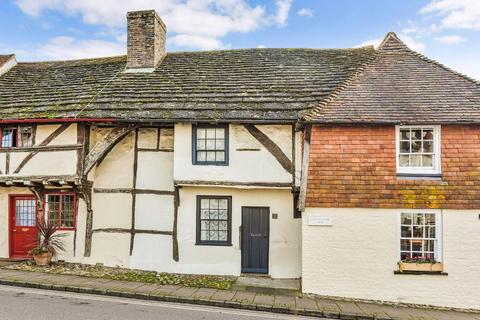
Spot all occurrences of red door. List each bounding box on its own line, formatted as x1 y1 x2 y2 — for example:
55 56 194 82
9 195 38 258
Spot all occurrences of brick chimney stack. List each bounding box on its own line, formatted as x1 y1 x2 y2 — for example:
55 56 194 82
126 10 166 71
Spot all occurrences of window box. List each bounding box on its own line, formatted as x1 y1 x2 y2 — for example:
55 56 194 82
398 261 444 273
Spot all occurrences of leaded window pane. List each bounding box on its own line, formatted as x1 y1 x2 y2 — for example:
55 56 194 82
195 126 227 164
46 193 76 229
198 196 230 244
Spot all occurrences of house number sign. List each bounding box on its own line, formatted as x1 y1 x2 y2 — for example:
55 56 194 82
308 214 333 226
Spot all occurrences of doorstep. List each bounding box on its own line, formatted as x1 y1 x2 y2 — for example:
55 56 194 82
0 267 478 320
232 275 301 296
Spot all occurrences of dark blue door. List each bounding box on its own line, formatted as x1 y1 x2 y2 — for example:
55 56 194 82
241 207 269 274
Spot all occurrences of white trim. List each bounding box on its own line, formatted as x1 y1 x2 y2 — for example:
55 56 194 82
397 209 442 262
395 125 441 175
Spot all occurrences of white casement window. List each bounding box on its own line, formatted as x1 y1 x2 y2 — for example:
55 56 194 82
396 125 441 175
399 212 442 262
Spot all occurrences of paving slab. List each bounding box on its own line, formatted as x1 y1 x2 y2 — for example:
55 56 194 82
254 294 275 306
192 288 218 300
232 291 256 303
211 289 236 301
295 296 318 311
315 298 342 313
170 286 198 298
356 302 391 319
274 295 296 308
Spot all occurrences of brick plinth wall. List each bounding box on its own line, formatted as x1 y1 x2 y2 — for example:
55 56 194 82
306 125 480 209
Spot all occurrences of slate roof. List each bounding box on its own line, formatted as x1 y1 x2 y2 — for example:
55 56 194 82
0 48 375 122
304 33 480 124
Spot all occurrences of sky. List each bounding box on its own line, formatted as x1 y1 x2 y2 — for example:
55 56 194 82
0 0 479 80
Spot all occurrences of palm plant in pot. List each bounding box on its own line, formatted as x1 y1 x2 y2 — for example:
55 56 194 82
28 218 66 266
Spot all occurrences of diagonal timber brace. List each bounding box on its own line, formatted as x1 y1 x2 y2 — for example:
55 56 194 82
243 124 293 174
83 125 135 175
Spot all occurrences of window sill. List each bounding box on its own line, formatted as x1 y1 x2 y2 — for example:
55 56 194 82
396 173 442 180
394 270 448 276
193 162 229 166
195 242 232 247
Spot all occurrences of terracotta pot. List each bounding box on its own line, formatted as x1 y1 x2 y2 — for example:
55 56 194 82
33 252 53 266
399 262 443 272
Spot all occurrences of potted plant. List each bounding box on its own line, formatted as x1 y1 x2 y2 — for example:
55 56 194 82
28 218 66 266
398 256 443 273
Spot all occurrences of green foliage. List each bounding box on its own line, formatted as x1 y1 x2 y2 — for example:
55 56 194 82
28 218 67 257
6 262 236 290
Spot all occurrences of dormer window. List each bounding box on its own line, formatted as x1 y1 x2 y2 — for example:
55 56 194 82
396 126 441 175
192 124 229 165
1 126 33 148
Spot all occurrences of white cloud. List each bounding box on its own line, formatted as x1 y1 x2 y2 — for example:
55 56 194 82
168 35 226 50
421 0 480 30
15 0 292 52
257 44 266 48
434 35 466 44
297 8 313 18
356 38 382 48
356 34 425 52
38 36 125 60
273 0 292 26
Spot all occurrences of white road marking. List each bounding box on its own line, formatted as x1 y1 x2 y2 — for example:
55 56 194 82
0 285 319 319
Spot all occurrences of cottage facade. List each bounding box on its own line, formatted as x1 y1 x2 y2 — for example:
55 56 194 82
0 10 479 310
301 34 480 309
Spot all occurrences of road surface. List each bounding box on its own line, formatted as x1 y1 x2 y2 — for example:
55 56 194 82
0 285 321 320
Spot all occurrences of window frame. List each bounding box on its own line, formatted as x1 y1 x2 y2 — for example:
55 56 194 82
397 210 442 262
196 195 232 246
0 125 35 149
395 125 441 176
44 192 77 231
192 124 229 166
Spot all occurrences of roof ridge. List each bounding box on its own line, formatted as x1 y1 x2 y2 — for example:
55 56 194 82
166 46 375 55
302 51 380 122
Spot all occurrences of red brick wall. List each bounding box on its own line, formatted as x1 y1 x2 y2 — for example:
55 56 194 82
306 125 480 209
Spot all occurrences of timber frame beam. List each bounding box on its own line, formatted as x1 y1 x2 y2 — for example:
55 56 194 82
243 124 293 174
83 125 136 175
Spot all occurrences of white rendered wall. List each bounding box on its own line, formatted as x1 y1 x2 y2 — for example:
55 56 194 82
0 124 78 177
173 123 298 185
302 208 480 309
131 187 301 278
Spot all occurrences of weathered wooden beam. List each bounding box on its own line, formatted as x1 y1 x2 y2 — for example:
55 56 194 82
299 126 311 212
0 144 82 153
172 186 179 262
93 188 175 196
83 126 135 175
174 180 292 188
243 124 293 174
13 123 71 174
130 129 139 256
92 228 172 235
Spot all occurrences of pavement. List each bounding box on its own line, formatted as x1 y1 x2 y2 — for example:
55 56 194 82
0 285 319 320
0 267 478 320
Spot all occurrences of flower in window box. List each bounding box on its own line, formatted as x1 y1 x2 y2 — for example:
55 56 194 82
398 256 443 272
